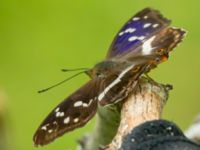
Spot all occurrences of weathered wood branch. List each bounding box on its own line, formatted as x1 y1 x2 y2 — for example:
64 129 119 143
80 76 171 150
104 77 171 150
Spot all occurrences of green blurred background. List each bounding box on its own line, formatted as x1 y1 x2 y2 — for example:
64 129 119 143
0 0 199 150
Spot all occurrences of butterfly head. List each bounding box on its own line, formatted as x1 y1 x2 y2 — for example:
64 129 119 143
85 61 120 79
85 59 130 79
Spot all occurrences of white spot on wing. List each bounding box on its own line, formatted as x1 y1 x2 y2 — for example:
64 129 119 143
74 101 83 107
82 99 93 107
153 24 159 28
119 28 136 37
56 111 65 117
55 107 60 112
56 112 60 117
60 112 64 117
98 65 134 101
137 36 145 40
48 129 53 133
74 118 79 123
41 126 47 130
133 17 140 21
143 23 151 28
64 117 70 124
125 28 136 33
144 15 148 19
128 36 138 42
142 36 156 55
128 36 145 42
83 103 88 107
118 32 124 36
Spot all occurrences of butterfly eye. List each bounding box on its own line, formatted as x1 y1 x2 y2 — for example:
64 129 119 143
155 57 161 63
156 48 165 54
96 72 102 77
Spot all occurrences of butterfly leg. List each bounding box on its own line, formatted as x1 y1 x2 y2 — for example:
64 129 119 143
144 73 159 86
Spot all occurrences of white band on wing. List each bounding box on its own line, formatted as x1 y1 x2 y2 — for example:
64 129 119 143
98 64 134 101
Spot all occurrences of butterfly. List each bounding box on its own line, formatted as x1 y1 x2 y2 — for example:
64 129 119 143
33 7 186 146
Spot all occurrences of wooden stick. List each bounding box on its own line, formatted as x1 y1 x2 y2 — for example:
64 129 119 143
81 77 171 150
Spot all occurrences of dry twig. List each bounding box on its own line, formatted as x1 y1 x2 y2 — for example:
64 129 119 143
81 77 171 150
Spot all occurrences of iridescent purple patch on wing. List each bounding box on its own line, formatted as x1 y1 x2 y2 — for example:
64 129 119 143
107 8 171 58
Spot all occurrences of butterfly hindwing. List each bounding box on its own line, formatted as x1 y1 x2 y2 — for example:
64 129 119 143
33 79 100 146
107 7 171 58
98 63 149 106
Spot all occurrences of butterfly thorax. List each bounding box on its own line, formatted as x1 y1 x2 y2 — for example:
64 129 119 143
86 55 164 80
86 60 132 79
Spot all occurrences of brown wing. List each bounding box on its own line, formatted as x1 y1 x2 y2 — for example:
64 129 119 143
98 63 149 106
33 78 101 146
122 27 186 62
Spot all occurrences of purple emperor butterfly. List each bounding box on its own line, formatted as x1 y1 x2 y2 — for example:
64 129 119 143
33 8 186 146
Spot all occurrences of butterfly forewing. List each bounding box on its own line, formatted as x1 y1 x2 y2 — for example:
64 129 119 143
100 27 186 106
33 79 100 146
107 7 171 58
122 27 186 62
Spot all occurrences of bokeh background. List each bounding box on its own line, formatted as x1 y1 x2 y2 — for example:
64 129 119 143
0 0 200 150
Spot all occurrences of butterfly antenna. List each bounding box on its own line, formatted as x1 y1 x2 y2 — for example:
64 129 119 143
38 71 85 93
61 68 89 72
